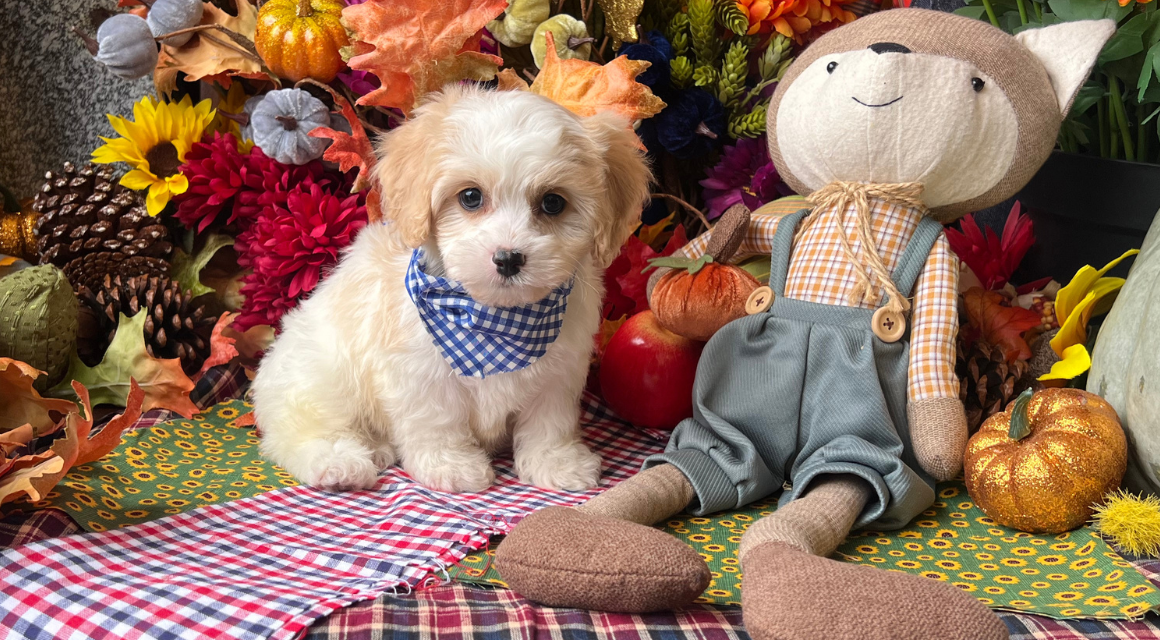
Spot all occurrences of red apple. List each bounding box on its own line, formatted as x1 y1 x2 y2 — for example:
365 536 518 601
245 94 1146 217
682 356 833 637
599 310 705 430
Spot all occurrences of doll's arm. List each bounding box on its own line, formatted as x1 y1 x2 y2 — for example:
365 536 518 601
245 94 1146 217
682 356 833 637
907 235 967 482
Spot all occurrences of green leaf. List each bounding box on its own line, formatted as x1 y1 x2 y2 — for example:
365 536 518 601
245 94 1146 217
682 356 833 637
1007 387 1035 441
1048 0 1132 22
1137 40 1160 101
47 313 198 416
1100 12 1148 63
170 234 235 299
1070 82 1105 116
954 5 988 18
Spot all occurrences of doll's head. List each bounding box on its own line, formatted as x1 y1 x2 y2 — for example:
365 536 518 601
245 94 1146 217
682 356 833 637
767 9 1114 221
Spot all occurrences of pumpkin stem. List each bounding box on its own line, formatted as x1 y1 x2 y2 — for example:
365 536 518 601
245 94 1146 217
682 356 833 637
275 115 300 131
567 36 596 50
297 0 313 17
218 111 250 126
138 0 155 7
71 26 99 56
704 203 752 263
1008 387 1035 441
695 122 718 140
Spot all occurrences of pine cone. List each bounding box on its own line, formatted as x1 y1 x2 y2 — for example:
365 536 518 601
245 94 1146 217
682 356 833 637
32 162 173 273
77 275 213 375
957 340 1030 432
63 252 171 294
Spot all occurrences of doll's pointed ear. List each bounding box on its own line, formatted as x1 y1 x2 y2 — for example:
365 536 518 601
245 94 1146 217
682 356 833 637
1015 19 1115 116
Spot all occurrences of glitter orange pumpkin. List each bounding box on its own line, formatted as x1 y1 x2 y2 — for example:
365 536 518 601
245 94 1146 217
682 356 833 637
964 387 1127 534
255 0 349 83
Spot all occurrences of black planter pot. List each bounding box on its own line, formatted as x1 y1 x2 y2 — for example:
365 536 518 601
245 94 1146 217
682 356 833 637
973 151 1160 283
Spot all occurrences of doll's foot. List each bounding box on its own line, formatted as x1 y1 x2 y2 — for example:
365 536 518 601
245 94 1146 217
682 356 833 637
741 542 1009 640
494 507 711 612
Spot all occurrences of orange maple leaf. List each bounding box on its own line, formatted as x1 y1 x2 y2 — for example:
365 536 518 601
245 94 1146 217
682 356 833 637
962 288 1042 363
342 0 506 114
70 380 145 466
527 31 666 121
193 312 241 383
0 358 77 435
305 81 378 193
154 1 274 96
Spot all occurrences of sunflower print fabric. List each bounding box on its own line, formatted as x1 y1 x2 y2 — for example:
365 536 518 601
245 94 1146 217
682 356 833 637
452 483 1160 620
37 400 297 532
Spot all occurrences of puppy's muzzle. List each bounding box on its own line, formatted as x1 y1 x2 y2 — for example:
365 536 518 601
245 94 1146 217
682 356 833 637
493 249 526 277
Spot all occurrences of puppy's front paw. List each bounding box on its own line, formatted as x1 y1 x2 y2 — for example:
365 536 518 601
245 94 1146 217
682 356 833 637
301 438 381 491
405 448 495 493
517 443 602 491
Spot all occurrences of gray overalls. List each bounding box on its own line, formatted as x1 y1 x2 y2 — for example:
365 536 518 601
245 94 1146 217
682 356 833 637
644 208 942 530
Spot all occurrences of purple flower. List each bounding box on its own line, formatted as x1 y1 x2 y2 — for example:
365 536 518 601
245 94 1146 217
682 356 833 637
699 135 789 220
336 69 381 97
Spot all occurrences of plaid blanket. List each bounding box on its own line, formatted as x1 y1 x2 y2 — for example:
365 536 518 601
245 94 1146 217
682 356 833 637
303 582 1160 640
0 393 665 640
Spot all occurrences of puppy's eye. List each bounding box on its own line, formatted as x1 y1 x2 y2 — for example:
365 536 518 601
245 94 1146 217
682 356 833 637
826 61 838 74
458 188 484 210
540 193 567 216
971 77 985 93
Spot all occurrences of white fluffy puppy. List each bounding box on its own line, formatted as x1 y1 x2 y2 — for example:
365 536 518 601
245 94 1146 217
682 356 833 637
252 85 651 493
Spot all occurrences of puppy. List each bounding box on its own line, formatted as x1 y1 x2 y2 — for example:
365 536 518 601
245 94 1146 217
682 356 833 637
252 85 652 493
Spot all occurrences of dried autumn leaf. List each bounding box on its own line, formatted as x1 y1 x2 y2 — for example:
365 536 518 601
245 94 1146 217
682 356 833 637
529 31 666 120
304 81 377 193
70 379 145 466
0 456 64 504
595 314 628 359
194 313 241 382
962 288 1042 363
171 233 236 299
637 213 676 248
0 359 77 436
496 68 530 91
154 1 273 96
53 313 199 418
342 0 506 113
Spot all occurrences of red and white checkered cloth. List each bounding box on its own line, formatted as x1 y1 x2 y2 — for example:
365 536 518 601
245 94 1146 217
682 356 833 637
0 393 665 640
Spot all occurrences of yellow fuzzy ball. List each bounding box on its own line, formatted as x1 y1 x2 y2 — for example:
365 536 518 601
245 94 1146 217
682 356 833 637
1091 490 1160 557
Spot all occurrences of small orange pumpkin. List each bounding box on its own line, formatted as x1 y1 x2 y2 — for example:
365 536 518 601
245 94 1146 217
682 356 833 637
648 204 761 341
964 387 1127 534
255 0 349 83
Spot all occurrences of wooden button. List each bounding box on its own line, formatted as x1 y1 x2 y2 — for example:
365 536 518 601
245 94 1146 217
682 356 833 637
872 307 906 343
745 286 775 315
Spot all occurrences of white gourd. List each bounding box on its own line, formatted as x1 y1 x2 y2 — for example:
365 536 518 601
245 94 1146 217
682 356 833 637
94 14 159 80
250 89 331 165
147 0 205 47
1089 208 1160 494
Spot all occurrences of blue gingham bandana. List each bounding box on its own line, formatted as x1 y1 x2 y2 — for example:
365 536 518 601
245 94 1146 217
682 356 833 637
405 249 574 378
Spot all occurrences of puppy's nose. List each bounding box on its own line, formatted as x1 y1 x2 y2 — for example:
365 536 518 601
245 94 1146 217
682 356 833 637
492 249 526 277
868 42 911 54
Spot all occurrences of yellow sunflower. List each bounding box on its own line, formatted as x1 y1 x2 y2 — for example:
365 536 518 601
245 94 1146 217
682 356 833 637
92 95 216 216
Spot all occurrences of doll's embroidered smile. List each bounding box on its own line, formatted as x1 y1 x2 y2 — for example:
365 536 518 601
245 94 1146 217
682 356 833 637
853 95 904 108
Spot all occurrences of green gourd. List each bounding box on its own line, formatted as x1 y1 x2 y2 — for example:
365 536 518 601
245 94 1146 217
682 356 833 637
250 89 331 165
0 265 78 391
530 15 592 69
92 14 159 80
1089 208 1160 496
148 0 205 47
487 0 550 47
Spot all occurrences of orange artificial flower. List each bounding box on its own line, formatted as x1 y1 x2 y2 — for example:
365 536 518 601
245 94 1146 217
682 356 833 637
736 0 857 41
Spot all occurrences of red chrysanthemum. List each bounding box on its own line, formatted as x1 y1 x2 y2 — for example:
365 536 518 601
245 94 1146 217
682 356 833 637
233 182 368 331
174 132 260 233
232 148 341 224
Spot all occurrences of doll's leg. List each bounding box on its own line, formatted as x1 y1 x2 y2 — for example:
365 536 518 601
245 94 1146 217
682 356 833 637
740 474 1008 640
494 463 710 612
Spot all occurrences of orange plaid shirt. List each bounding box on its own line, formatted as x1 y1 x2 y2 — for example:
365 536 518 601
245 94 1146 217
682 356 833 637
675 200 959 402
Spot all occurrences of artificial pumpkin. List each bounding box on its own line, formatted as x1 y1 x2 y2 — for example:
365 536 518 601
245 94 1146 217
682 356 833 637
964 387 1127 534
1089 207 1160 497
255 0 349 83
249 89 330 165
530 15 593 69
81 13 159 80
147 0 205 46
0 199 38 263
0 265 78 392
488 0 551 47
648 204 761 341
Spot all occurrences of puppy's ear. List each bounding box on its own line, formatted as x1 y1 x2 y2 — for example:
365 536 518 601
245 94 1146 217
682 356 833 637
374 92 455 247
584 111 653 268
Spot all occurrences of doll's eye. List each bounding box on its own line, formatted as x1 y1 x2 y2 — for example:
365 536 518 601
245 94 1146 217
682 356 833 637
540 193 567 216
971 77 985 92
458 188 483 210
827 61 839 74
